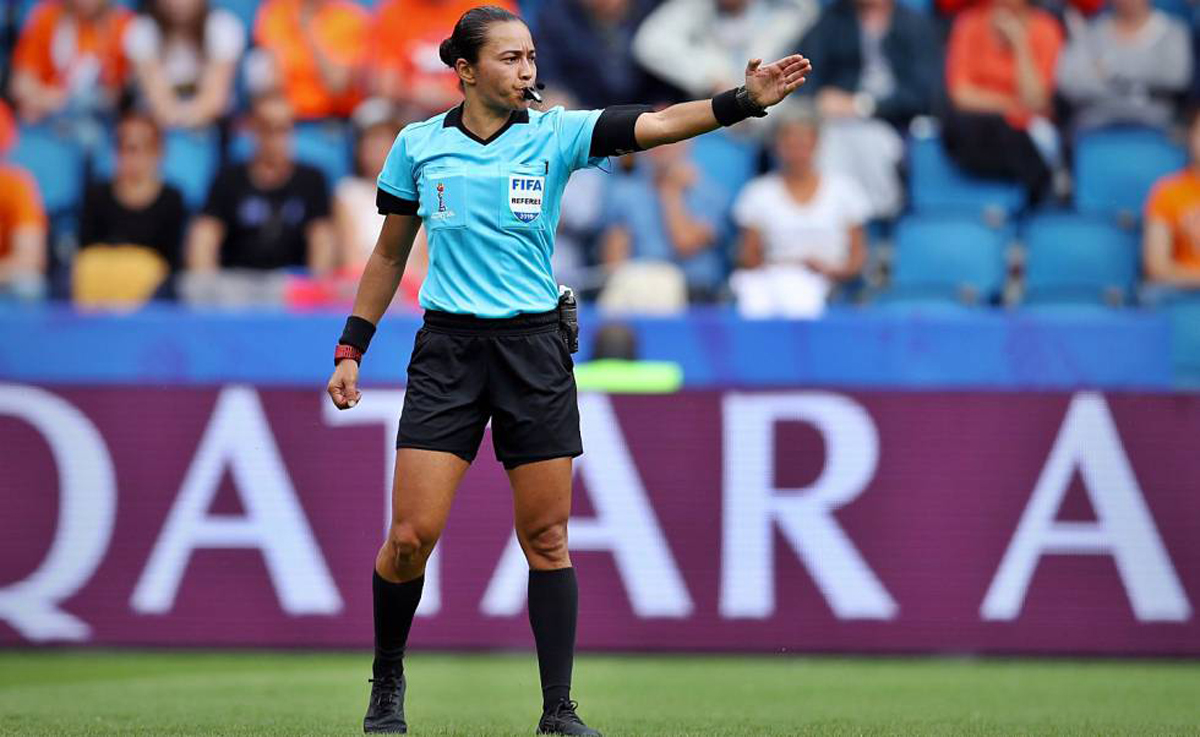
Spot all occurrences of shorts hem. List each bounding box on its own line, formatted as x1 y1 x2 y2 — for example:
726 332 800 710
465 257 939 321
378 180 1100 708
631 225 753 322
395 442 477 464
500 449 583 470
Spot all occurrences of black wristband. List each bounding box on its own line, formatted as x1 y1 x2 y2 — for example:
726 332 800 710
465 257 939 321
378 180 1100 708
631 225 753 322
339 315 377 353
712 86 768 127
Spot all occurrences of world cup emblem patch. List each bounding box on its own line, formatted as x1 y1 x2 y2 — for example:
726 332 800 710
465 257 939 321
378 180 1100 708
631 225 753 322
436 182 447 213
508 175 544 223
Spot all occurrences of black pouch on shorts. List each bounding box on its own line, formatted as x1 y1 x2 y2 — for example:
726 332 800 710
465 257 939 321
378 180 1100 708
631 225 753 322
557 285 579 354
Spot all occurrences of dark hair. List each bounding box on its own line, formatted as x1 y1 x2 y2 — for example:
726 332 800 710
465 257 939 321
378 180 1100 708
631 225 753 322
116 109 162 149
438 5 524 69
145 0 208 50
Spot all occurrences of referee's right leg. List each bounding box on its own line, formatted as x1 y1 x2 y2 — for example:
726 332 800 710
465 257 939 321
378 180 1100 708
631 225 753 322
365 448 468 734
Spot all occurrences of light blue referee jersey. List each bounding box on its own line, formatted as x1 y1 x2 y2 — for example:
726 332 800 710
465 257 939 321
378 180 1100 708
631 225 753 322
377 104 604 318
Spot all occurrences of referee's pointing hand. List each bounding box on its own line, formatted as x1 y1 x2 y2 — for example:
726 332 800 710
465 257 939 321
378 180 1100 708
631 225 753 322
744 54 812 109
328 359 362 410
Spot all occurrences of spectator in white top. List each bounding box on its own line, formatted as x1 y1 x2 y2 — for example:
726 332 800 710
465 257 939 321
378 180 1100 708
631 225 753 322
1056 0 1192 134
730 106 869 318
333 98 427 306
123 0 245 129
633 0 818 99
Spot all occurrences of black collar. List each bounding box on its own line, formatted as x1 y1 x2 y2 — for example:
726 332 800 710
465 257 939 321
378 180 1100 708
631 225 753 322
443 104 529 146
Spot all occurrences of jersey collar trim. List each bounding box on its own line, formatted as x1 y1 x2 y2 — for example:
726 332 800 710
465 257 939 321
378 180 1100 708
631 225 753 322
443 104 530 146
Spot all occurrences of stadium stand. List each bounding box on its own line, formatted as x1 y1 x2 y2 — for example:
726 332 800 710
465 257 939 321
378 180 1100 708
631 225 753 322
1074 127 1188 225
1021 212 1140 308
908 127 1026 224
879 213 1008 307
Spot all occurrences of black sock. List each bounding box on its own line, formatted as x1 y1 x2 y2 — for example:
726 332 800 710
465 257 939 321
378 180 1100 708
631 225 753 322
372 571 424 679
528 567 578 711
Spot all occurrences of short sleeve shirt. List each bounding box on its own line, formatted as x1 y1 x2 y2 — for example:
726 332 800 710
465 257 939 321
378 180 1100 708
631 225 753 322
202 162 330 270
733 173 869 267
124 9 246 92
377 104 604 318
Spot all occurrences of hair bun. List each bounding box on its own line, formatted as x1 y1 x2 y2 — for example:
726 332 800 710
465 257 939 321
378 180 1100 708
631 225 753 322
438 37 460 68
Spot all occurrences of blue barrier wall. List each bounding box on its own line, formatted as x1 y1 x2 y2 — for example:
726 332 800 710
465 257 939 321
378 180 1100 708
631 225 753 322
2 305 1181 389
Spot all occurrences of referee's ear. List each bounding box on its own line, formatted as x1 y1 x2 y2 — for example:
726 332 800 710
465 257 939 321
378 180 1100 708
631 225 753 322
455 59 476 88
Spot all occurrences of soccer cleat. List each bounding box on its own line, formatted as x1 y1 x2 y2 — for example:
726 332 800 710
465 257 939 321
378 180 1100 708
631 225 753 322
363 670 407 734
536 699 602 736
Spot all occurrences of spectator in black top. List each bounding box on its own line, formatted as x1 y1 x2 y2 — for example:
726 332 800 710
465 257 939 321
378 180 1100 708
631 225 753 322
80 111 186 270
796 0 942 217
184 90 334 274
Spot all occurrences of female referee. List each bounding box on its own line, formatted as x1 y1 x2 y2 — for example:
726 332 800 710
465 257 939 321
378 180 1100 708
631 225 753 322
326 6 810 735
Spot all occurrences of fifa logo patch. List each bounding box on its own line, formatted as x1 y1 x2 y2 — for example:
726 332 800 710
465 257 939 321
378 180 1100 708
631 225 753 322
436 182 447 213
508 175 544 223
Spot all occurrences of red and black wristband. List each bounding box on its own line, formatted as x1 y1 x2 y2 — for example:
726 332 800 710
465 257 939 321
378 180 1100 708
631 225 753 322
335 315 376 366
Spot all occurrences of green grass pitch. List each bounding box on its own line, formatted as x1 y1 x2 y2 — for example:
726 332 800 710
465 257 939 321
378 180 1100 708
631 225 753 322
0 651 1196 736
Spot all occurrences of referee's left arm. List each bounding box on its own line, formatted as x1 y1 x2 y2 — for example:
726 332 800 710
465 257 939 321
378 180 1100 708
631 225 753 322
350 213 423 325
633 55 811 149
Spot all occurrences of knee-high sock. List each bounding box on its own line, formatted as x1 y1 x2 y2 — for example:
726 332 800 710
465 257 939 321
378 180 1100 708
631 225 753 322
372 571 424 678
528 567 578 710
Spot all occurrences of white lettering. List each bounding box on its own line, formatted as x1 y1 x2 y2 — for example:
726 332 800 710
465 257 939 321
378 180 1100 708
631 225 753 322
0 385 116 641
982 392 1190 622
720 392 896 619
132 386 341 615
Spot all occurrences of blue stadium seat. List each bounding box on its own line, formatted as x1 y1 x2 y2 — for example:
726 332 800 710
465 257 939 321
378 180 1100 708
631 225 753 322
1021 212 1139 307
690 128 759 208
878 214 1008 306
908 130 1025 222
209 0 261 32
230 120 353 192
1074 127 1186 224
93 127 221 210
8 124 84 216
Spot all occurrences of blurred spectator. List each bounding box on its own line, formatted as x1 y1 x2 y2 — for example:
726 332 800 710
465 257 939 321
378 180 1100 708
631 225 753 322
536 0 661 109
1057 0 1191 135
943 0 1063 202
1142 111 1200 298
937 0 1102 18
797 0 940 217
634 0 817 98
730 109 868 318
123 0 246 129
372 0 518 118
184 92 335 275
0 101 15 153
252 0 369 120
597 142 730 308
79 112 186 273
10 0 132 125
0 163 48 301
333 98 427 303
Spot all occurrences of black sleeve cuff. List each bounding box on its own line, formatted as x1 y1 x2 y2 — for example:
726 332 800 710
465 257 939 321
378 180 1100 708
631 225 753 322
377 188 419 216
589 104 654 158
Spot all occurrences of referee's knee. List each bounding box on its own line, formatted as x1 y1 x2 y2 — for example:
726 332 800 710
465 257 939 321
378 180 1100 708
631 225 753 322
385 523 435 567
518 521 569 568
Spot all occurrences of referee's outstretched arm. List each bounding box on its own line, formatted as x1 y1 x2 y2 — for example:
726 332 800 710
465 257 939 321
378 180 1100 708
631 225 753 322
634 55 811 149
328 213 421 410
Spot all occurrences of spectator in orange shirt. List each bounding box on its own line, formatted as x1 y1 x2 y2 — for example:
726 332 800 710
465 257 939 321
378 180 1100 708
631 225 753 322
0 165 49 301
9 0 133 124
1143 111 1200 299
942 0 1063 202
252 0 370 120
371 0 518 118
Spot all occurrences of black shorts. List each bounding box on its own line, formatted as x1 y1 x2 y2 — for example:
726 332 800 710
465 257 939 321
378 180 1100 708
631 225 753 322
396 309 582 469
